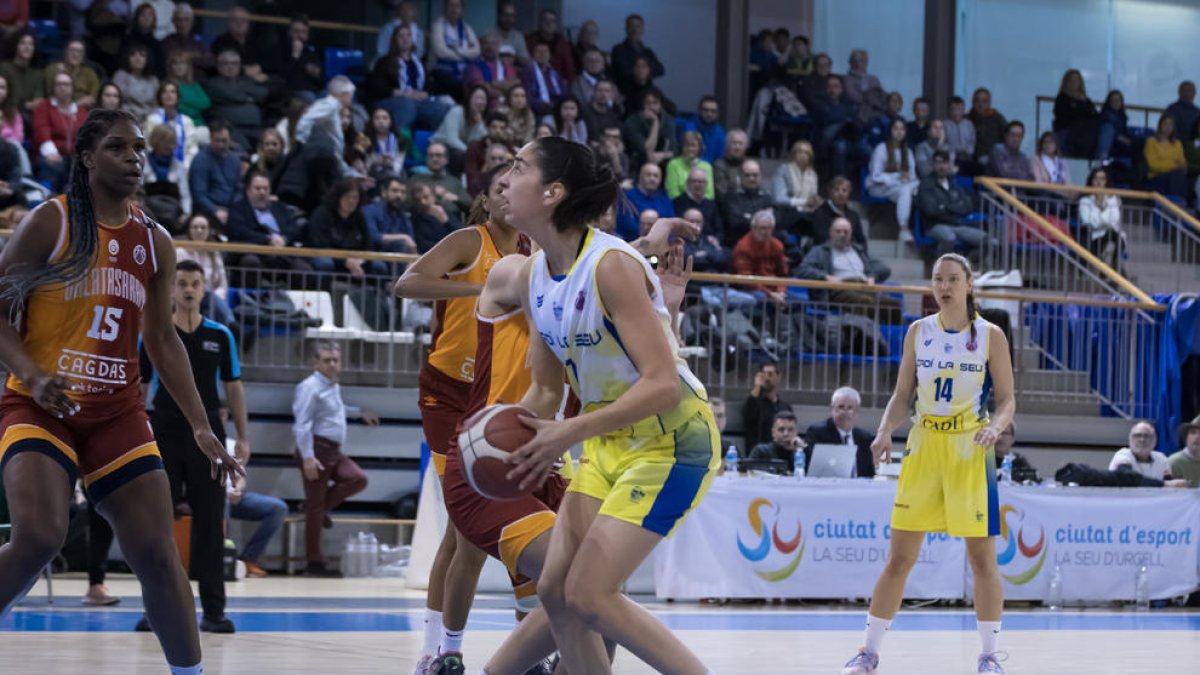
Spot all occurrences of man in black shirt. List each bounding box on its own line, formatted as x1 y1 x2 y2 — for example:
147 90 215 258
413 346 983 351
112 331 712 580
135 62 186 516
138 260 249 634
749 411 806 474
741 361 791 450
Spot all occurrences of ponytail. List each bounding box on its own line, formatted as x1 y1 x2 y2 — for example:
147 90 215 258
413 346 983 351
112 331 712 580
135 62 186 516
965 291 978 345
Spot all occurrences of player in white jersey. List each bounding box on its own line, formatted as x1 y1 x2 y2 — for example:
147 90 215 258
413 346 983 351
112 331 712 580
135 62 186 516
842 253 1015 675
482 137 720 675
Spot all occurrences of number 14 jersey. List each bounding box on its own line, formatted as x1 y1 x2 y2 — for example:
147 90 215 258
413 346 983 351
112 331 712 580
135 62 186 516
6 196 160 406
912 313 992 429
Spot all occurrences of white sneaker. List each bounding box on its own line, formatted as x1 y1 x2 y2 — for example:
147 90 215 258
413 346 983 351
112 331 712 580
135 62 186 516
414 653 435 675
842 647 880 674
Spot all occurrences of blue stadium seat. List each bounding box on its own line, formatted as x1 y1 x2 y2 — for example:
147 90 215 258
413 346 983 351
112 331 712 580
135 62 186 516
860 167 889 205
29 19 64 61
325 49 366 86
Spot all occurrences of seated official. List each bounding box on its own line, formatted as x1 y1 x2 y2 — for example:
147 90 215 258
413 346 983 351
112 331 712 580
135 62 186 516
804 386 875 478
749 411 807 474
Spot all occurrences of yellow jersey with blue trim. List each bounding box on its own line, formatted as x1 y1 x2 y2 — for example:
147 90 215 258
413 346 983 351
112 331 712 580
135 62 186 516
912 313 992 433
527 228 708 438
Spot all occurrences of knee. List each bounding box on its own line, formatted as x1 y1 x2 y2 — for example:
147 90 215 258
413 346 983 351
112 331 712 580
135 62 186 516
267 500 288 525
348 472 368 493
10 522 68 569
124 541 182 581
883 551 919 577
562 575 606 627
536 568 568 614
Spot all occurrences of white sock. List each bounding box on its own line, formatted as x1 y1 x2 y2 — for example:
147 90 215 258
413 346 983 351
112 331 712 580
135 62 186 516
422 608 442 656
441 626 465 654
978 620 1001 654
168 664 203 675
863 614 892 654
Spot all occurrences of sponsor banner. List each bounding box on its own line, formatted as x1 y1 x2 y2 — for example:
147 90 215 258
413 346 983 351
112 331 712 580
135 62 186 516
655 478 965 599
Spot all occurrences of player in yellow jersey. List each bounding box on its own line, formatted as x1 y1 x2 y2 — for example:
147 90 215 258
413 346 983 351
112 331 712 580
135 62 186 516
842 253 1015 675
0 110 241 675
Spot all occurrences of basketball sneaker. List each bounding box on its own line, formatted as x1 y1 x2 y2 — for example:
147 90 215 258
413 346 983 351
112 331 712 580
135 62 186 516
413 654 434 675
523 653 559 675
841 648 880 674
430 652 465 675
977 652 1007 673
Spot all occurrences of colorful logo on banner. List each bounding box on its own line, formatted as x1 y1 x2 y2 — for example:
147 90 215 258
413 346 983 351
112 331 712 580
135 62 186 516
996 504 1047 584
736 498 804 582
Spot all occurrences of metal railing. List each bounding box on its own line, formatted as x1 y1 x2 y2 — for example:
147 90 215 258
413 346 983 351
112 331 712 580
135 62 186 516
1033 95 1163 147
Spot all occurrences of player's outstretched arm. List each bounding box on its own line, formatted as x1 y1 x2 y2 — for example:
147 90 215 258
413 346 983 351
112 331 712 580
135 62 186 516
975 326 1015 448
392 227 485 300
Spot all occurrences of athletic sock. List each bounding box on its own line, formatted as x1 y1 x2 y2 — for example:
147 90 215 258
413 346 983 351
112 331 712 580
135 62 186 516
168 664 203 675
422 608 442 656
441 626 465 654
863 614 892 654
977 620 1001 654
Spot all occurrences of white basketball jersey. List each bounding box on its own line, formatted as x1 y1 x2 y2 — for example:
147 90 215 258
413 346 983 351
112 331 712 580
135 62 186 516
912 313 992 427
527 228 708 436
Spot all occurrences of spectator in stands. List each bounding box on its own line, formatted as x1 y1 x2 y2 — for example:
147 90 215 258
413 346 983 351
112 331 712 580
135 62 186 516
918 150 984 256
0 28 44 113
251 127 288 189
293 342 375 576
624 56 676 117
618 162 674 241
742 361 792 450
0 138 24 212
944 95 976 173
624 87 675 168
225 170 312 273
465 37 520 100
665 131 713 199
409 180 460 253
1144 114 1189 199
1079 167 1124 270
1053 68 1108 160
97 81 121 111
772 139 820 232
205 48 268 150
553 95 587 144
142 81 198 167
432 84 489 161
45 40 99 108
678 95 726 164
376 1 424 64
363 108 406 180
306 179 384 278
989 120 1034 181
679 207 729 273
1030 131 1073 193
521 41 565 118
573 19 604 75
1168 415 1200 487
786 35 814 80
803 386 875 478
993 423 1040 483
363 175 417 254
797 216 899 322
581 79 621 142
32 71 87 191
136 0 176 41
709 396 735 454
637 208 660 237
733 209 789 303
868 118 920 237
915 118 954 180
226 468 288 578
291 75 364 189
429 0 481 96
908 97 931 148
1099 90 1133 161
799 52 832 109
166 48 211 127
594 124 631 185
281 15 323 100
813 74 865 180
844 49 885 122
410 141 472 219
749 410 806 474
486 2 528 64
162 3 211 75
1165 80 1199 147
812 175 869 250
143 123 192 220
674 166 725 244
570 47 608 109
175 213 235 326
0 74 23 142
616 18 667 97
525 8 575 82
210 6 257 71
502 83 536 145
969 87 1007 166
127 3 166 79
113 44 159 120
721 159 774 245
465 111 513 194
1109 421 1174 481
713 128 749 197
867 90 904 148
368 25 451 135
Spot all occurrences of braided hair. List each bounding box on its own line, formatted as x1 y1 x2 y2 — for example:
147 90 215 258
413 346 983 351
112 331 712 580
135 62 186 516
1 109 142 316
935 252 978 345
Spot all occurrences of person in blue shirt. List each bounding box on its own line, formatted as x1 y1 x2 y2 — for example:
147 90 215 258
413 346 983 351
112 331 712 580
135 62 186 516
616 162 674 241
363 176 417 254
678 95 726 164
188 120 242 224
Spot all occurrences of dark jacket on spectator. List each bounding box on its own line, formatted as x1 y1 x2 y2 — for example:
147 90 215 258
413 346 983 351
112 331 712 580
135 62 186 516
719 188 774 246
811 200 868 251
968 109 1007 160
796 242 891 287
611 38 664 99
203 75 268 129
226 198 303 246
917 175 975 228
673 193 725 244
282 42 324 94
1166 99 1200 146
1052 93 1098 133
749 441 798 474
623 112 676 168
306 205 371 251
189 147 243 215
741 395 791 452
804 417 875 479
411 210 460 253
581 103 623 142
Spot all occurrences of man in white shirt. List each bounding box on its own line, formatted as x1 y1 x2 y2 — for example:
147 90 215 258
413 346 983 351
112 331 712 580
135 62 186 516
292 342 380 575
1108 421 1174 481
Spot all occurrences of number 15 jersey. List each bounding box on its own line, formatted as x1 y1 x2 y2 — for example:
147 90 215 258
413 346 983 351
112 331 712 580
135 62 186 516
6 196 160 407
912 313 992 430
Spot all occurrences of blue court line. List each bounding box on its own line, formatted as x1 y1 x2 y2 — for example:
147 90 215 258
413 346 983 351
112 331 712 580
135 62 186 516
13 596 518 611
3 610 1198 633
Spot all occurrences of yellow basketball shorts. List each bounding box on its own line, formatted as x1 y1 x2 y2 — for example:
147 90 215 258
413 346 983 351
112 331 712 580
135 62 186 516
568 408 720 537
891 419 1000 538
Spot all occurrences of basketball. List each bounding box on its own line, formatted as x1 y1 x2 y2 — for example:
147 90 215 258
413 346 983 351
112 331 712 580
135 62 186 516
458 404 537 501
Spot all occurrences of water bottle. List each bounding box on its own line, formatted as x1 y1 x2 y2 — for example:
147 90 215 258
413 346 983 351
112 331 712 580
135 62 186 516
1134 565 1150 611
365 533 380 577
1000 454 1014 485
340 535 356 577
1046 565 1063 611
724 445 739 476
793 446 806 479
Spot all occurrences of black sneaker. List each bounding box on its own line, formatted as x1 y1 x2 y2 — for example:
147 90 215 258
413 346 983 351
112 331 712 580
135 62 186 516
134 615 151 632
523 653 558 675
200 614 236 634
430 652 465 675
